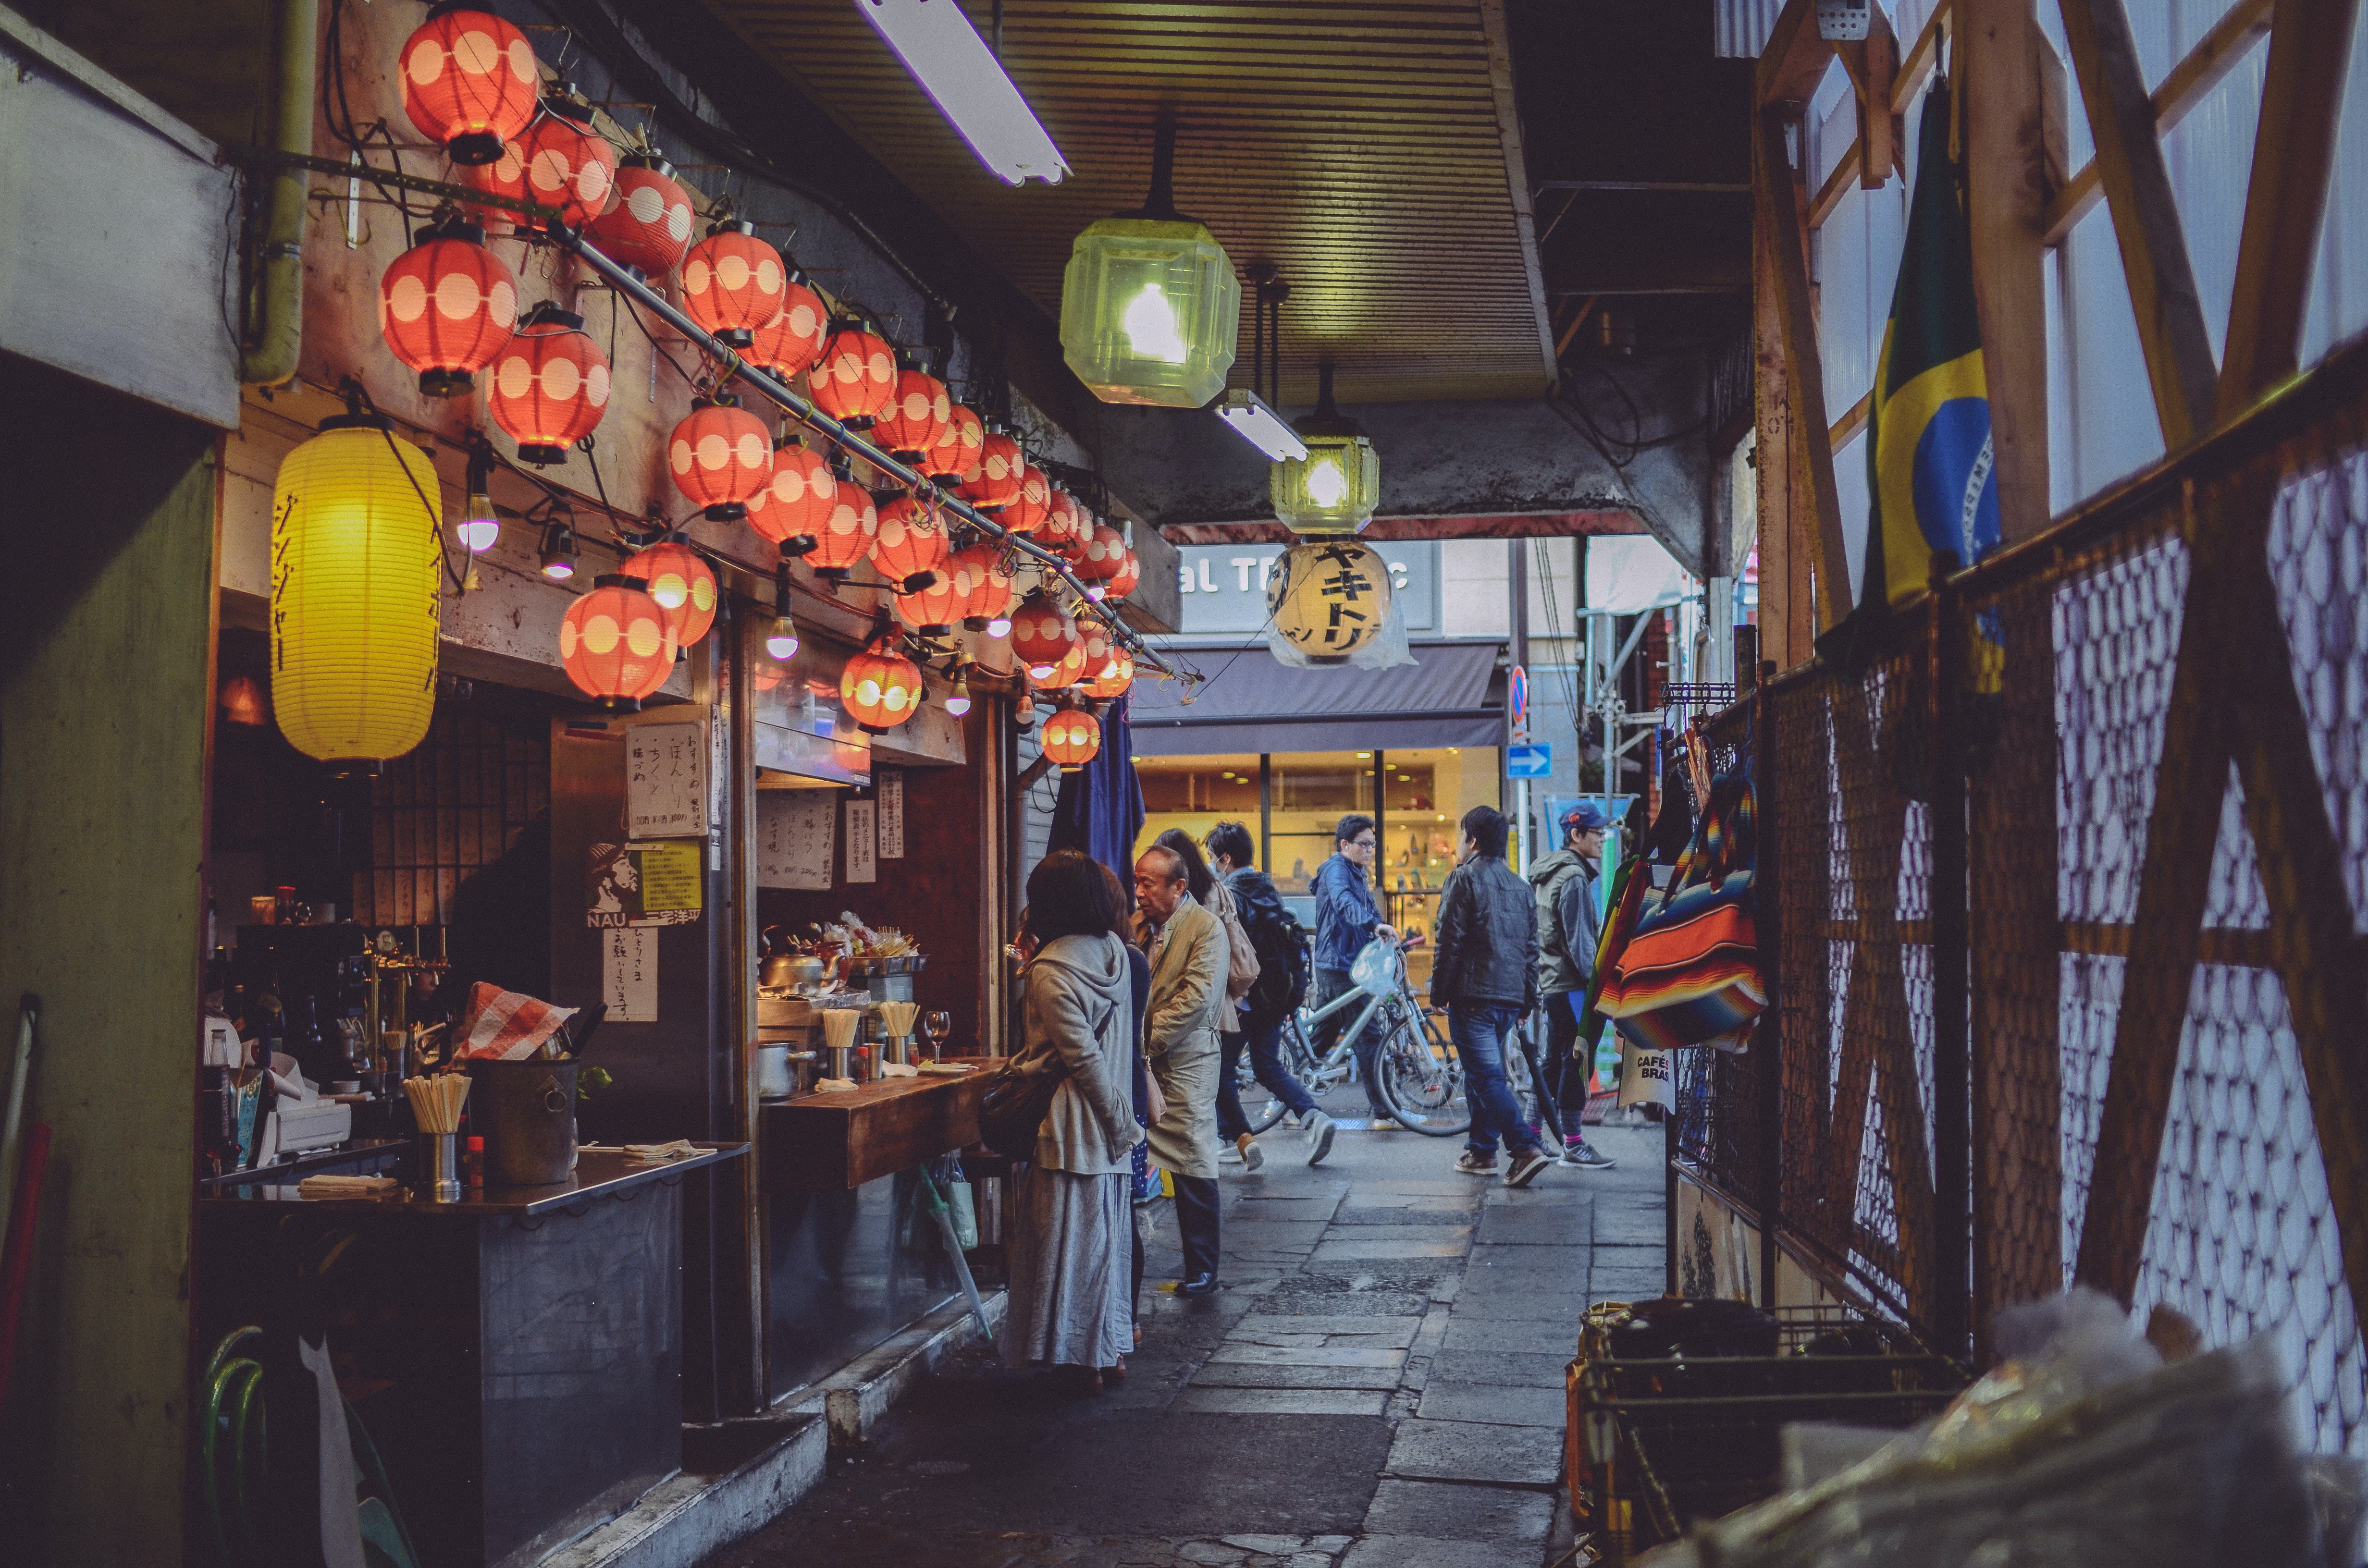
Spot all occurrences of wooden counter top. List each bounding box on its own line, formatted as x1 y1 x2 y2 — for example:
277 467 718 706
200 1143 747 1216
761 1064 989 1191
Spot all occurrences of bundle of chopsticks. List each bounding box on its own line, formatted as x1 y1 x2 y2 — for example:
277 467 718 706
877 1000 918 1038
402 1073 470 1133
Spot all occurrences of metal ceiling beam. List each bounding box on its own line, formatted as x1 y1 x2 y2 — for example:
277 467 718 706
1477 0 1562 392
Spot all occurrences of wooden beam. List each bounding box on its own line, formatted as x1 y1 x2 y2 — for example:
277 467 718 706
1896 3 1953 114
1758 0 1838 108
2043 0 2277 245
1757 109 1853 631
1812 140 1861 230
2057 0 2223 447
2218 0 2362 417
1963 0 2054 540
1475 0 1563 391
1829 389 1872 450
1555 295 1600 359
1752 176 1806 668
1837 9 1902 188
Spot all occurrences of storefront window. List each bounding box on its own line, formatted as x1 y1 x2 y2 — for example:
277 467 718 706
1134 754 1261 870
1267 751 1371 894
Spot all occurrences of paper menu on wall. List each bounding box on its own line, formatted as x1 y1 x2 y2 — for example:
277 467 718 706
845 799 878 884
877 770 905 859
603 926 658 1022
757 791 836 889
627 721 706 838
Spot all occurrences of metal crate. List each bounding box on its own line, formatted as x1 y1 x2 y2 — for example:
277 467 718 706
1566 1304 1969 1564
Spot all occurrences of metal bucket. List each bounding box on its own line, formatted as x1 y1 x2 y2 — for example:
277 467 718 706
464 1058 579 1185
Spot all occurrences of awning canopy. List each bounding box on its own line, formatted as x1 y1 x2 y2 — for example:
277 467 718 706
1126 641 1505 757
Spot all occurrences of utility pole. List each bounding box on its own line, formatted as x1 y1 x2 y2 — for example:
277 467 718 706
1508 539 1529 874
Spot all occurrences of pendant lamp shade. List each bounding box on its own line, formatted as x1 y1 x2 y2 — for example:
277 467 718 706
1009 592 1079 680
747 276 829 380
586 156 695 276
804 472 879 579
1266 539 1393 663
681 222 786 348
869 496 949 588
745 438 836 550
623 538 718 650
1105 547 1142 603
515 102 617 229
1041 705 1103 770
488 305 610 464
957 429 1024 511
874 360 952 459
922 403 984 481
1003 465 1052 535
949 544 1015 632
560 574 678 709
1083 645 1135 700
270 416 444 765
1060 216 1238 409
841 634 923 732
1074 523 1129 595
378 219 518 397
400 7 539 166
808 320 897 425
667 397 773 521
1270 361 1380 535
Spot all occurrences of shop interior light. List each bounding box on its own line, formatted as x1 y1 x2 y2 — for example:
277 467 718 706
766 565 801 660
1214 388 1307 462
945 662 973 717
539 519 579 580
858 0 1068 186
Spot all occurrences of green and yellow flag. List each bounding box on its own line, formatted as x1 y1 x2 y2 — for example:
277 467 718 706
1820 79 1999 675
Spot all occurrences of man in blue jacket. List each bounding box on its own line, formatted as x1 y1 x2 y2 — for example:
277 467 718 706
1311 813 1397 1122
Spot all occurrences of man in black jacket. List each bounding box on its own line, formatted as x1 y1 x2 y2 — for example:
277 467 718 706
1205 822 1335 1165
1431 805 1552 1188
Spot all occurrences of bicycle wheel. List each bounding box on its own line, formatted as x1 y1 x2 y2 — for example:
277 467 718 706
1235 1040 1290 1134
1377 1009 1470 1136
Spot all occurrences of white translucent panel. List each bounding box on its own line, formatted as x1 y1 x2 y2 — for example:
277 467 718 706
1835 428 1871 598
2303 9 2368 361
1822 184 1873 419
2063 205 2168 500
2162 43 2269 360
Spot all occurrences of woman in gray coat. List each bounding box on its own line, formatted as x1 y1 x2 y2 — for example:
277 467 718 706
1004 850 1143 1385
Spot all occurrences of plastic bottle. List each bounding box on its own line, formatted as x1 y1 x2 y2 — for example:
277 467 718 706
465 1135 485 1188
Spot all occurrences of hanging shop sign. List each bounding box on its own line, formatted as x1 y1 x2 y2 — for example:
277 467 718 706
585 840 704 928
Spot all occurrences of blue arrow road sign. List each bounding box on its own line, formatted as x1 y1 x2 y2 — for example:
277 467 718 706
1507 744 1552 779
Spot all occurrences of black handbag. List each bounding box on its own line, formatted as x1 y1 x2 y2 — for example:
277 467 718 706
977 1057 1064 1162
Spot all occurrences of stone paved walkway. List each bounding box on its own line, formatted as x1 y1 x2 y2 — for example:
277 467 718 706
705 1114 1666 1568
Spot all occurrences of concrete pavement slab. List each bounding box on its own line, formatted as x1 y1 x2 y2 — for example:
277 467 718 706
1439 1317 1578 1354
1383 1418 1564 1488
1340 1537 1528 1568
1206 1344 1408 1368
1424 1349 1574 1388
1170 1388 1393 1417
1232 1316 1422 1345
1415 1382 1569 1428
1189 1361 1408 1391
1360 1479 1558 1542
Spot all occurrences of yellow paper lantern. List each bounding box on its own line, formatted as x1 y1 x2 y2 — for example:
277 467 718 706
270 413 444 764
1266 540 1393 664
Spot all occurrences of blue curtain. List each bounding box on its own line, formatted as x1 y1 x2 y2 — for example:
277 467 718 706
1050 696 1145 881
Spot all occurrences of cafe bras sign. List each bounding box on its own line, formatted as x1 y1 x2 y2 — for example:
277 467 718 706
1173 542 1437 635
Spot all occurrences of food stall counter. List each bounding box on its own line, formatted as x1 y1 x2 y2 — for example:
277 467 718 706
760 1064 988 1191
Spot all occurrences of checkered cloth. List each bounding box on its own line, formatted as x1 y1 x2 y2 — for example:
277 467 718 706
454 982 578 1061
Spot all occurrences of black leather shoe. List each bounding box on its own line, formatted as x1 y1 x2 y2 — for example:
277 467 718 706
1178 1272 1219 1297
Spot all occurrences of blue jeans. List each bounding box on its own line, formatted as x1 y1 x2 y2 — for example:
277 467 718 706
1216 1014 1319 1139
1451 1003 1541 1159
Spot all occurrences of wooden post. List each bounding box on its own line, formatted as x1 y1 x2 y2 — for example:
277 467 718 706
1757 109 1854 636
1753 126 1805 669
1928 581 1971 1360
1961 0 2054 541
1756 664 1785 1310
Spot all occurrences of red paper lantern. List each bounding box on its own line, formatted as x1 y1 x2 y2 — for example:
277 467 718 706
516 101 617 229
841 634 924 733
957 429 1024 513
456 139 530 233
488 305 610 464
805 472 878 579
1028 640 1090 691
949 544 1015 633
1035 486 1084 554
378 218 517 397
400 7 539 166
1105 548 1142 603
874 358 952 460
667 397 773 521
681 221 786 348
869 496 949 588
586 155 694 276
894 570 964 636
1074 523 1129 596
623 538 718 651
745 438 836 551
1083 645 1135 700
747 274 828 381
560 574 678 710
922 404 984 481
1041 706 1103 770
1009 592 1079 680
1003 466 1053 535
807 319 897 426
1069 619 1116 688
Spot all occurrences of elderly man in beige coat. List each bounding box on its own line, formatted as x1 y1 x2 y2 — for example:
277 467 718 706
1134 844 1229 1295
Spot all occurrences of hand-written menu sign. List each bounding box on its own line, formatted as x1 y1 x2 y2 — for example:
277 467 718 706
845 799 878 884
603 926 658 1022
757 792 836 890
627 720 706 838
877 770 905 859
586 841 704 927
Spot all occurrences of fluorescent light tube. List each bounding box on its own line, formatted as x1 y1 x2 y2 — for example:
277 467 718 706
1215 388 1307 461
858 0 1069 185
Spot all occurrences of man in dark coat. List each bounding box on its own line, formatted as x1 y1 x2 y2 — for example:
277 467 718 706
1431 805 1552 1188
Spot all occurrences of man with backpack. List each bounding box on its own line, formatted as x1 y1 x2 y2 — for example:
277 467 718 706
1528 803 1616 1170
1206 822 1335 1166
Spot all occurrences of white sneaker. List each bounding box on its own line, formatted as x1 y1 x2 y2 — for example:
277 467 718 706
1237 1136 1265 1173
1304 1110 1337 1167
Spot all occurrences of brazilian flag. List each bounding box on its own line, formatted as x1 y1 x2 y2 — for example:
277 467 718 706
1818 79 1999 677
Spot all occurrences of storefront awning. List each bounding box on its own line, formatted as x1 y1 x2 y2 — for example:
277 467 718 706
1126 641 1505 757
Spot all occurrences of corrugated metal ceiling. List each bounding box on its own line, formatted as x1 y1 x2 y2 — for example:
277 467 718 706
702 0 1556 404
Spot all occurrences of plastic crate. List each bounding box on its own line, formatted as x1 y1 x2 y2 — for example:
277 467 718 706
1565 1303 1968 1564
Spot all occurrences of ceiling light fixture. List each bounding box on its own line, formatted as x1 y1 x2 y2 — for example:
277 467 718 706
858 0 1068 186
1215 389 1307 462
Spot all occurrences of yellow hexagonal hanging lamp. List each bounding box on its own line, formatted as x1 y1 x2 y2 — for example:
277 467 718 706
1060 115 1239 409
1271 360 1380 536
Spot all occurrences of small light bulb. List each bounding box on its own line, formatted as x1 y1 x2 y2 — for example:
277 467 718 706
459 491 499 553
946 666 973 716
987 615 1012 638
1087 585 1107 601
1122 282 1188 364
1307 457 1348 509
766 616 800 660
1029 662 1055 680
539 521 579 580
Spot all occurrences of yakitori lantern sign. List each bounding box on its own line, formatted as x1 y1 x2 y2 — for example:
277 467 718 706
1060 214 1239 409
869 496 949 590
803 468 879 580
1074 523 1128 598
1084 645 1135 700
561 575 677 710
874 353 952 460
957 427 1024 512
1267 540 1393 664
271 411 444 765
400 7 539 166
1270 362 1380 535
378 218 517 397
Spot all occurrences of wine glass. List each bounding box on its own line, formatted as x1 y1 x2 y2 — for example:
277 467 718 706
921 1010 952 1063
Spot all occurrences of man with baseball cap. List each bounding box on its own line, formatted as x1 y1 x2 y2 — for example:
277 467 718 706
1527 802 1616 1169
